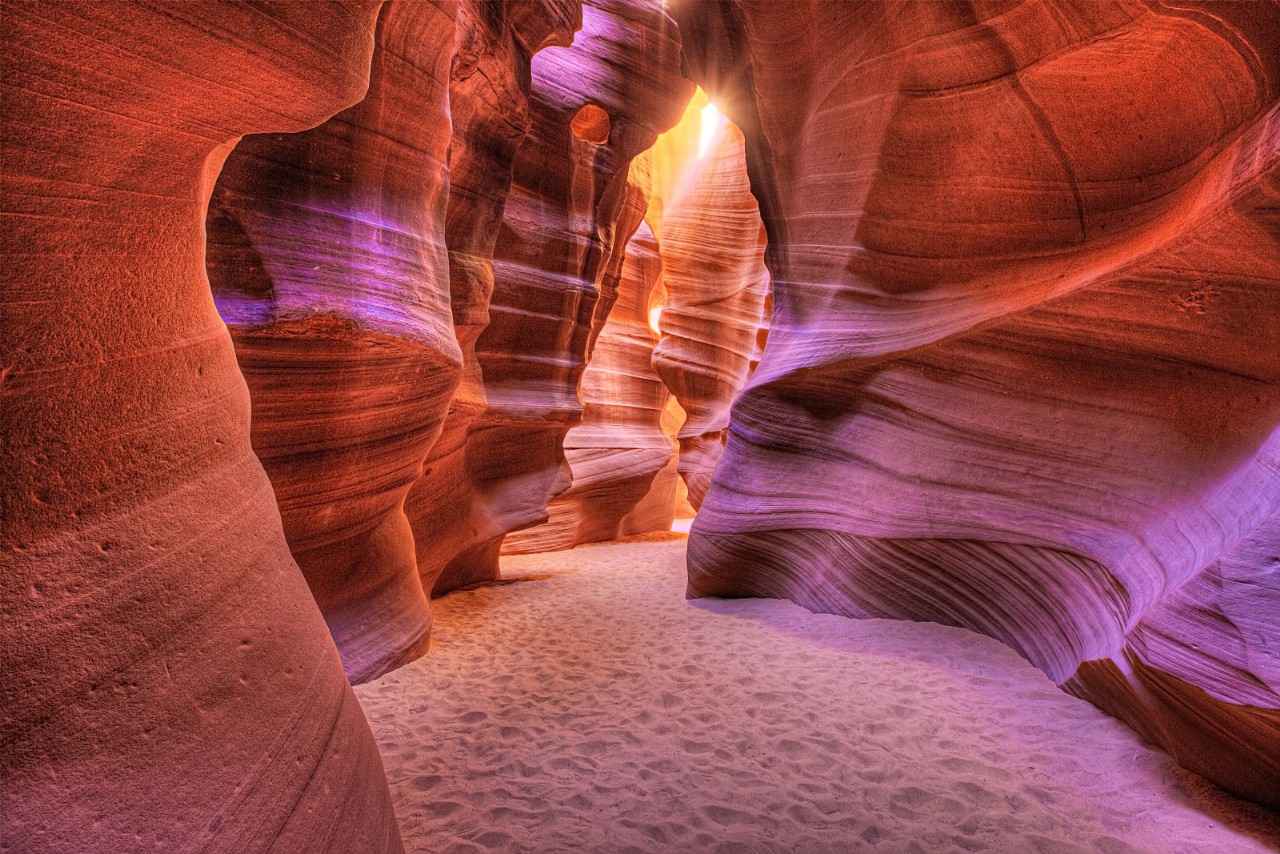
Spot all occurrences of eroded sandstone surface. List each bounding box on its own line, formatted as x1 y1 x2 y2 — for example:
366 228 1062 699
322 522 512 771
207 0 464 685
504 209 677 553
672 0 1280 807
2 2 402 849
649 91 770 509
408 0 692 591
6 0 1279 836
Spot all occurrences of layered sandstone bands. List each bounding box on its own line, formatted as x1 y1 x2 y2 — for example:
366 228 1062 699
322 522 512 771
398 0 580 599
505 216 676 553
1 2 402 850
650 104 769 509
409 0 692 589
673 0 1280 807
207 0 462 685
509 88 775 555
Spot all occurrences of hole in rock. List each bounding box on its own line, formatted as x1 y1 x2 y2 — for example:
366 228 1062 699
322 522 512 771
570 104 611 145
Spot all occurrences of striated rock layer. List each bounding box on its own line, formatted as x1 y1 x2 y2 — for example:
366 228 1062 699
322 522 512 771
673 0 1280 807
1 2 403 850
402 0 582 596
207 0 462 685
504 212 677 553
649 91 770 509
409 0 692 591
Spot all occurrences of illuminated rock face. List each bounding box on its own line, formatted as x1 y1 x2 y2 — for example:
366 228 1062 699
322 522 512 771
207 0 463 685
402 0 582 596
1 2 403 850
672 0 1280 807
409 0 692 592
504 213 676 553
650 106 770 510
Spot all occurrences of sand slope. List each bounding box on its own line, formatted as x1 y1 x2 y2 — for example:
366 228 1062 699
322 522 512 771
354 537 1280 853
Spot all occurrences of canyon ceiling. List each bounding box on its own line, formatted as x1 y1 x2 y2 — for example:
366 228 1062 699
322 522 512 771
2 0 1278 850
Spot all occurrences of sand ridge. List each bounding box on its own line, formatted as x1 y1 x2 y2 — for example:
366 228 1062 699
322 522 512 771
354 538 1280 853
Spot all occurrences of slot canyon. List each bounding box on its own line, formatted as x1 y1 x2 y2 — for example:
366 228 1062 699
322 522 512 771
2 1 1278 851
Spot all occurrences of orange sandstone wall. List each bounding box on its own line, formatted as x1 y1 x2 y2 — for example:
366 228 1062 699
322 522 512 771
504 188 677 553
1 2 403 849
672 0 1280 808
207 0 464 685
649 93 770 509
409 0 692 590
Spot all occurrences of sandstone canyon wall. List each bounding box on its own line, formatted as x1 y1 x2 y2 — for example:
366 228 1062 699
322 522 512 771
649 94 770 509
407 0 692 590
1 2 403 850
206 0 464 686
672 0 1280 807
504 209 677 553
508 88 775 553
385 0 582 600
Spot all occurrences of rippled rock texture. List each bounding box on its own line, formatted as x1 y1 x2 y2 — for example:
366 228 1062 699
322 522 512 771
649 90 770 509
673 0 1280 807
505 211 677 553
207 0 463 685
393 0 580 600
1 2 403 850
409 0 692 590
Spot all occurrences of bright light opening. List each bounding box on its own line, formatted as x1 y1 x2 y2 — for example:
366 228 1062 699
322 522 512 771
648 304 663 335
698 102 722 158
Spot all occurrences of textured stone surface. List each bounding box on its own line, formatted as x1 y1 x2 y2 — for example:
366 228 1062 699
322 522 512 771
505 212 676 553
207 0 462 685
673 0 1280 807
410 0 692 590
402 0 582 597
1 2 403 850
649 91 770 509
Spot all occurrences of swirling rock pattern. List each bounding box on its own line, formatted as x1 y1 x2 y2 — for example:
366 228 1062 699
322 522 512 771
207 0 462 685
403 0 582 596
672 0 1280 807
1 2 402 850
505 212 676 553
649 92 770 509
411 0 692 591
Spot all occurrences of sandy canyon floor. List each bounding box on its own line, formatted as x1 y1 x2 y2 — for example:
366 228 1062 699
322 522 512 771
354 537 1280 853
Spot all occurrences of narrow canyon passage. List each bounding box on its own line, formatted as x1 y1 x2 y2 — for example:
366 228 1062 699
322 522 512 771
355 538 1280 854
6 2 1280 847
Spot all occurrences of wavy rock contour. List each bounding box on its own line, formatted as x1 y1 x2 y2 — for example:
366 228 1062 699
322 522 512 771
672 0 1280 807
410 0 692 591
1 2 403 849
505 205 676 553
649 93 770 509
207 0 462 684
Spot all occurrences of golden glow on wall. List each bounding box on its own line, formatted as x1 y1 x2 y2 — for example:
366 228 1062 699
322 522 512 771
699 102 722 158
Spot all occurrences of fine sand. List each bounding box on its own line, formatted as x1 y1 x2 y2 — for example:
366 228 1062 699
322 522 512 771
354 536 1280 853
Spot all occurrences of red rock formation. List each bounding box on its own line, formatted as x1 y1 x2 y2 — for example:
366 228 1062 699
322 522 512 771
206 0 462 685
649 93 770 508
673 0 1280 807
409 0 692 591
1 2 403 850
505 212 676 553
401 0 581 596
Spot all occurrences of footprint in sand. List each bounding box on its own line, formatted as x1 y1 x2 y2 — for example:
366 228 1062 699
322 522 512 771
406 774 442 792
888 786 967 822
703 804 757 826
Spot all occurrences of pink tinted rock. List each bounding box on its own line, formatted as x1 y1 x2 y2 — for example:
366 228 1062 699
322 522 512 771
673 0 1280 807
1 1 402 850
650 109 770 509
411 0 691 589
207 0 462 684
505 209 677 553
403 0 581 596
